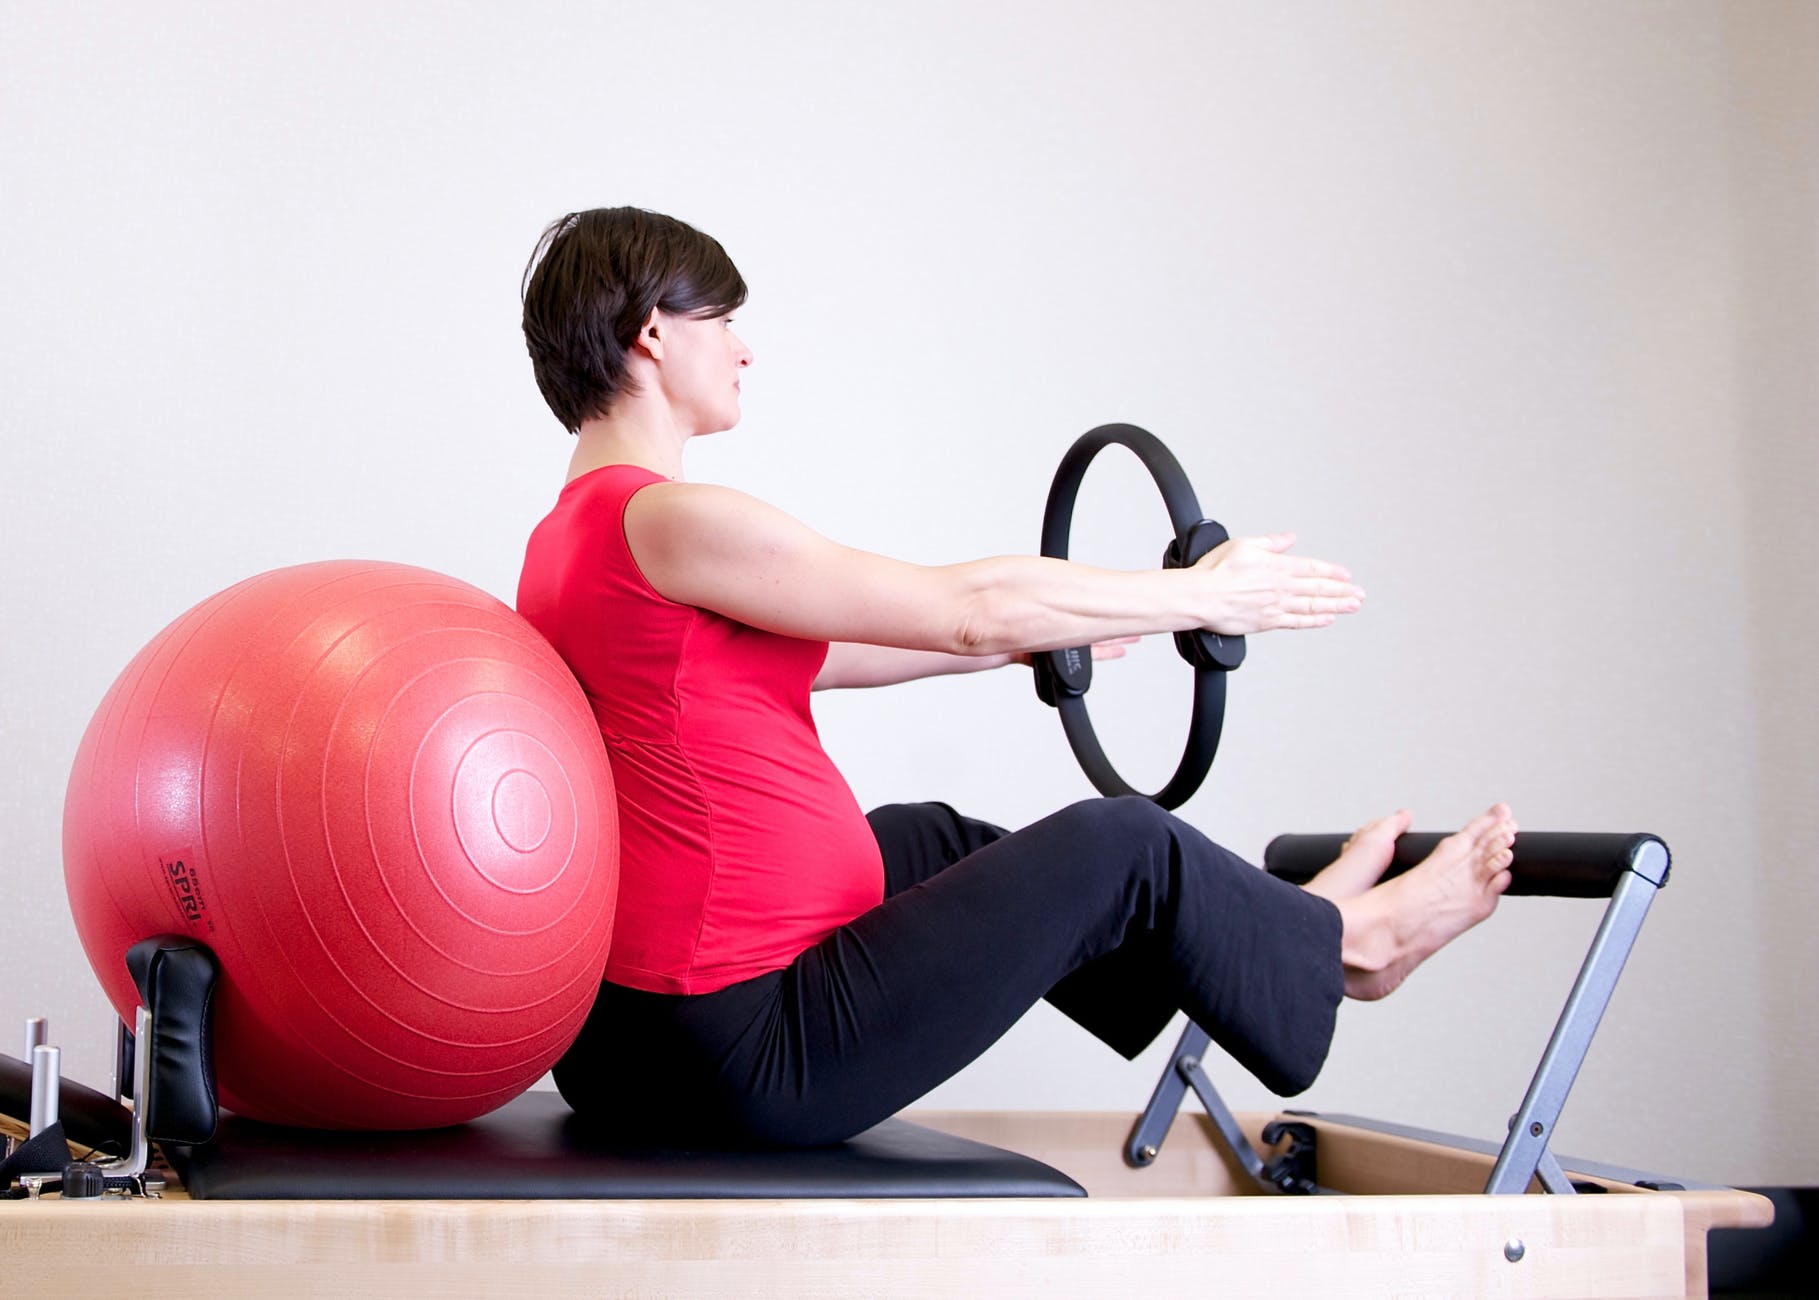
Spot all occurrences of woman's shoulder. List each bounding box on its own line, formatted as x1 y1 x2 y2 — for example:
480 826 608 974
561 462 669 499
623 479 798 541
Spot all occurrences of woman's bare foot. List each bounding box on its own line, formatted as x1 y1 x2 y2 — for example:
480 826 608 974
1330 804 1517 1001
1301 809 1413 901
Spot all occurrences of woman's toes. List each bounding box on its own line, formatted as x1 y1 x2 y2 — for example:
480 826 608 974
1370 809 1413 838
1344 810 1408 854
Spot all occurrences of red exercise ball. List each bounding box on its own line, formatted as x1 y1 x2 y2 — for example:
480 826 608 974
63 561 618 1129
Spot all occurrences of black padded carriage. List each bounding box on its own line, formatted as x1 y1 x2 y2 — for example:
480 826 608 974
2 937 1082 1201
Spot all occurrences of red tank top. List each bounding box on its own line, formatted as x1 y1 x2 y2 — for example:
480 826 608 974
516 465 885 994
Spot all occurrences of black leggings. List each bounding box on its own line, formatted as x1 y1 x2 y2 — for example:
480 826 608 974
553 797 1344 1147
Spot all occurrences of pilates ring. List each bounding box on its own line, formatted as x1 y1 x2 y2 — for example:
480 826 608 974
1033 424 1244 809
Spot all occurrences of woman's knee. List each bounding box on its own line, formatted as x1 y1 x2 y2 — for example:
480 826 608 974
1046 795 1179 855
1015 798 1185 902
1041 797 1260 908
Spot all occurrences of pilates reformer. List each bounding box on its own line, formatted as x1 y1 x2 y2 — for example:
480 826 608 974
2 427 1773 1296
0 831 1773 1297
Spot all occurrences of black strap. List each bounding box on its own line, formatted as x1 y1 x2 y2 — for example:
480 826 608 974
1 1122 72 1197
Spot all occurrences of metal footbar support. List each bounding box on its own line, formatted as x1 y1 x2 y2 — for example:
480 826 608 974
1482 837 1669 1194
1127 832 1671 1196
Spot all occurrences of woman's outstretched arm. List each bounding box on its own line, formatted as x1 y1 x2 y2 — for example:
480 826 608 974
812 638 1138 691
812 645 1017 690
624 481 1362 656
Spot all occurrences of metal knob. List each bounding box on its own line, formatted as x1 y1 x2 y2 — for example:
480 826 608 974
61 1162 106 1200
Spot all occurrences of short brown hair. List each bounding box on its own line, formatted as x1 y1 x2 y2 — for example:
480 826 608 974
521 208 748 433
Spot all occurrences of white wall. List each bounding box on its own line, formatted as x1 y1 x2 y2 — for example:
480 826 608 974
3 1 1813 1185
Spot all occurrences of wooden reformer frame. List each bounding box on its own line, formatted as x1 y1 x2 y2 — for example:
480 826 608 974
2 831 1774 1297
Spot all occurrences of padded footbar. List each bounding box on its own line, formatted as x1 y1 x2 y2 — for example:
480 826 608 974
124 934 220 1145
1264 831 1670 899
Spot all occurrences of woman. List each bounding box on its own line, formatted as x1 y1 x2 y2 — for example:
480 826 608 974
516 207 1516 1147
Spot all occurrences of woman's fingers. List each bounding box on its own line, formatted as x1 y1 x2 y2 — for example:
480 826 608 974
1195 532 1365 633
1090 635 1142 660
1216 537 1356 584
1297 557 1357 583
1294 575 1365 599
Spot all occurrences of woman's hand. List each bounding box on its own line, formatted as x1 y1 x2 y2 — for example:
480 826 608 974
1011 636 1142 668
1194 533 1364 634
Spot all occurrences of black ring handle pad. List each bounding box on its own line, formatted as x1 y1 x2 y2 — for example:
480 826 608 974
1262 831 1671 899
1164 519 1246 672
1033 424 1242 809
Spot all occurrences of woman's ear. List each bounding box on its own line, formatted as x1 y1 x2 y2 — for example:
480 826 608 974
633 308 665 361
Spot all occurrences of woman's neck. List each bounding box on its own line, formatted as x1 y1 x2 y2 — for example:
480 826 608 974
567 408 690 483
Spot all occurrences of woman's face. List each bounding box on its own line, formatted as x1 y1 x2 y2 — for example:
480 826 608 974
660 311 752 435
